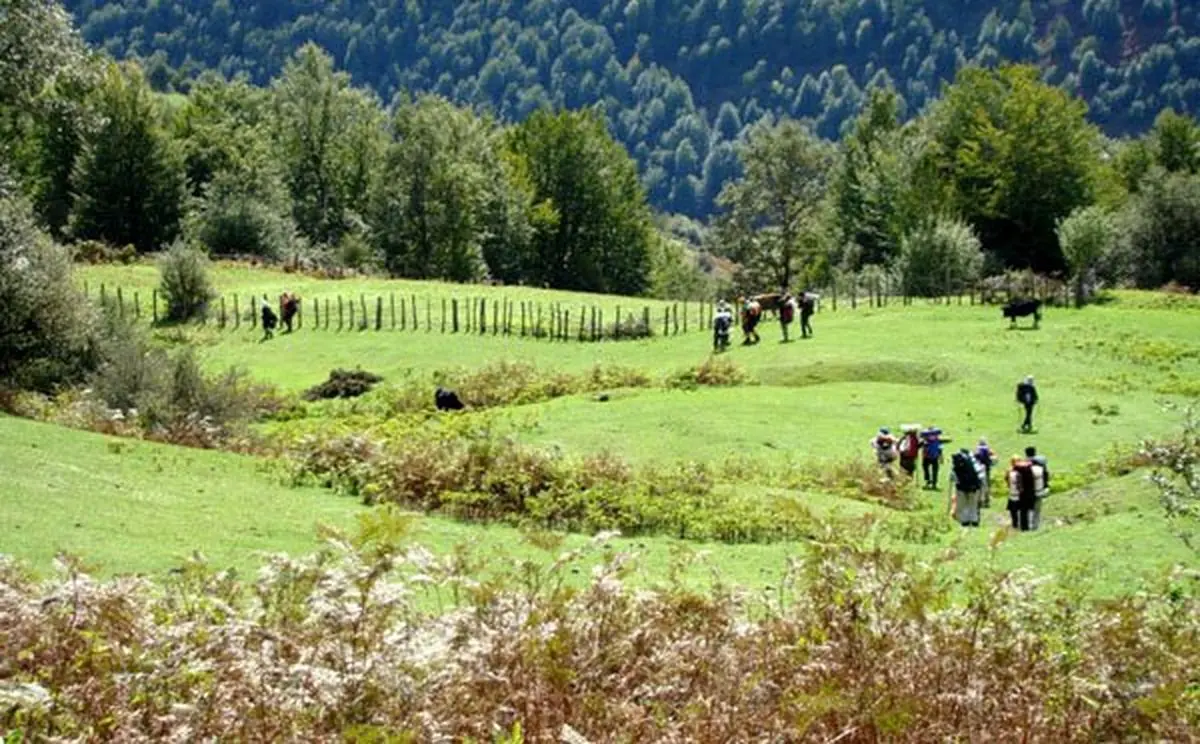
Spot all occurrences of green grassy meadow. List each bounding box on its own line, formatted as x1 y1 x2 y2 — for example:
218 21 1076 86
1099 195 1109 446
1 262 1193 595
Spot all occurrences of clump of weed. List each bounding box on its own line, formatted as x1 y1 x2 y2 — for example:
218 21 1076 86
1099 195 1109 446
302 368 384 401
665 357 754 389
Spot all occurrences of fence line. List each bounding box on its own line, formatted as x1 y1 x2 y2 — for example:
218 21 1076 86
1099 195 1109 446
80 274 1071 344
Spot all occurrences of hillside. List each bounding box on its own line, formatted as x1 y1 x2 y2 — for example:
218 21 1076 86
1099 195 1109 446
63 0 1200 218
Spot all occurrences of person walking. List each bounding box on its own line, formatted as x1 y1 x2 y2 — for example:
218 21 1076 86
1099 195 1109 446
920 426 947 490
1024 446 1050 530
871 427 899 479
779 292 798 342
897 425 922 480
799 291 815 338
1016 375 1039 432
260 298 278 341
712 301 733 352
974 438 996 508
949 448 986 527
1006 454 1045 531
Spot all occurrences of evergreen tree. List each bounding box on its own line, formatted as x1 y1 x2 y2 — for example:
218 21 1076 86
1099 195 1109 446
69 61 187 253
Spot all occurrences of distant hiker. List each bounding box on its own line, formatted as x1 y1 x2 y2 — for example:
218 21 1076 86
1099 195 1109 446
261 298 278 341
1006 454 1045 532
713 301 733 352
280 292 300 333
1016 375 1038 432
740 297 762 345
1024 446 1050 529
779 293 798 341
949 448 986 527
920 426 948 490
897 425 922 479
871 427 898 478
974 438 997 508
799 291 815 338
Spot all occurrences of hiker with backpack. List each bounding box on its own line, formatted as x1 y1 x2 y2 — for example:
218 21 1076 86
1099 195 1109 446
779 292 798 342
949 448 987 527
974 438 997 508
799 291 815 338
920 426 948 490
898 425 922 479
871 427 899 479
1025 446 1050 529
712 301 733 352
260 298 278 341
1016 375 1039 432
1006 454 1046 531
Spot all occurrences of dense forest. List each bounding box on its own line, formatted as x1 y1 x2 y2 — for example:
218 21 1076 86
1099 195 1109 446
60 0 1200 218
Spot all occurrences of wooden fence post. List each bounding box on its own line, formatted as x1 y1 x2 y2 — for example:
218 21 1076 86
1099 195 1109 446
232 294 237 329
359 295 367 330
323 298 329 330
313 297 319 328
117 287 124 319
390 293 396 329
338 296 344 330
425 297 431 332
411 296 417 332
153 289 159 324
673 303 679 335
400 295 406 330
563 310 570 342
349 296 355 330
452 298 460 333
376 296 383 330
441 298 447 333
220 296 226 328
683 300 688 333
134 292 140 320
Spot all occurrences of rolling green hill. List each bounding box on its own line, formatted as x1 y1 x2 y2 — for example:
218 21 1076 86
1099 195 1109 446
62 0 1200 217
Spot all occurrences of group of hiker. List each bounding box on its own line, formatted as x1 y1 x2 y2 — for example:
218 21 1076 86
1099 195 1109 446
261 292 300 341
712 291 815 351
870 376 1049 531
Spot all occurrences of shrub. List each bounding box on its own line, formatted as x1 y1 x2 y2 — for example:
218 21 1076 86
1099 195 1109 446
2 522 1197 741
665 357 753 389
71 239 137 265
0 191 99 391
158 242 216 322
1057 205 1117 307
302 368 384 401
897 215 985 297
184 169 295 259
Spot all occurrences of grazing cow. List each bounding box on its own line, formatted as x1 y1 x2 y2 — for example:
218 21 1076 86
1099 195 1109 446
1002 298 1041 328
435 386 465 411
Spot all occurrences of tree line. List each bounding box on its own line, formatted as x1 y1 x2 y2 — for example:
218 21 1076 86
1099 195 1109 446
58 0 1200 219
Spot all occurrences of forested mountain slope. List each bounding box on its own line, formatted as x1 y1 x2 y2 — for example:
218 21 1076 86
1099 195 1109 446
59 0 1200 218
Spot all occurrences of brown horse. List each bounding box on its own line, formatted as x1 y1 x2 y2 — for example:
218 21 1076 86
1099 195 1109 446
751 292 784 315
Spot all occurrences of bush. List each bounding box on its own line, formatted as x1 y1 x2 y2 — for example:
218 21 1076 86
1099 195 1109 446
665 357 753 389
897 216 985 297
71 239 137 265
1057 205 1117 307
0 191 99 391
158 242 216 322
1123 169 1200 290
184 170 295 259
302 368 384 401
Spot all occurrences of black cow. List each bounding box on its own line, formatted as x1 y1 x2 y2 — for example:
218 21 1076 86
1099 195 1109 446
435 386 465 411
1002 298 1042 328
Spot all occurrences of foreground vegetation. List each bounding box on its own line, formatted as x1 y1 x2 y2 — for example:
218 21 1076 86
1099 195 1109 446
3 506 1198 741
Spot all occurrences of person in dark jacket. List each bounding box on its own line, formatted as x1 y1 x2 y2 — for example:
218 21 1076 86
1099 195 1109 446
1025 446 1050 529
1016 375 1038 432
261 299 278 341
920 426 948 490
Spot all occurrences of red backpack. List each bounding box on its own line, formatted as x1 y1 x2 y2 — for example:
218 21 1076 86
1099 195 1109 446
900 433 920 458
